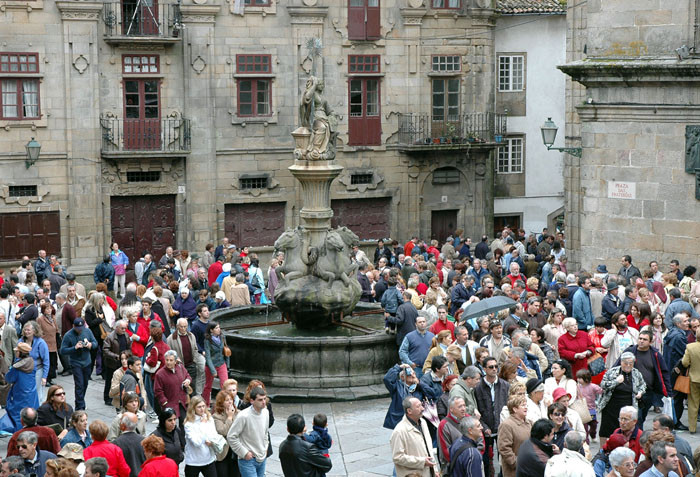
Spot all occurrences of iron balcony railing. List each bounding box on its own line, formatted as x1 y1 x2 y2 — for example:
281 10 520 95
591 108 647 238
103 1 182 39
397 112 507 147
100 118 191 154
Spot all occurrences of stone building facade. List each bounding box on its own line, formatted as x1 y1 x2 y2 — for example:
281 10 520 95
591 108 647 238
0 0 506 274
560 1 700 271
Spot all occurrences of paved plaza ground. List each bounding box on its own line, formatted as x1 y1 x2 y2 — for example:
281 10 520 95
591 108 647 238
1 373 700 476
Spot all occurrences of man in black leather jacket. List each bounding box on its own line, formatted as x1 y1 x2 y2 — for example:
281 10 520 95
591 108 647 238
279 414 332 477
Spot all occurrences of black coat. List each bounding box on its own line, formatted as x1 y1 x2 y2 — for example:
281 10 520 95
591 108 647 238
474 378 509 434
279 434 332 477
515 438 554 477
151 427 184 465
387 301 418 346
115 431 146 477
357 272 373 302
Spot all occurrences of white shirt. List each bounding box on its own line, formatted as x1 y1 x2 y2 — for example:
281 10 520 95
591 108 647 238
184 415 217 466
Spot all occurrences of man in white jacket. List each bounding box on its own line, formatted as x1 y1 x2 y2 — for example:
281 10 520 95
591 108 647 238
226 387 270 477
545 431 595 477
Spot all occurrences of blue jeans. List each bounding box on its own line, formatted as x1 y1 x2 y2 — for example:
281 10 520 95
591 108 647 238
144 372 156 412
72 365 91 410
238 457 266 477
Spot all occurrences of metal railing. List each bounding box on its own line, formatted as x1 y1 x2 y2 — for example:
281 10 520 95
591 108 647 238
100 118 191 154
397 112 507 147
103 1 182 39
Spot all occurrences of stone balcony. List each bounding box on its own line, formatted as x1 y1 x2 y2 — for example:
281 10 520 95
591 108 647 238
100 117 191 158
396 112 507 153
102 1 182 46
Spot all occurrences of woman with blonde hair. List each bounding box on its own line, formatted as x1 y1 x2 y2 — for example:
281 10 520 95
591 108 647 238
422 330 453 373
426 276 447 307
183 395 218 477
499 381 527 422
19 320 49 402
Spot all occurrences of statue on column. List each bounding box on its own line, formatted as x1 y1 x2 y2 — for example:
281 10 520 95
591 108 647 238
297 76 338 161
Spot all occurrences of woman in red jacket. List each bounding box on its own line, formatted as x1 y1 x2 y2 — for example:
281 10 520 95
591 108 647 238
125 311 149 358
83 420 130 477
557 317 595 377
139 434 179 477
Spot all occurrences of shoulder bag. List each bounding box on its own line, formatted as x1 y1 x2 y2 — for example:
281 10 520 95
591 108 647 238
674 370 690 395
570 384 593 424
588 352 606 376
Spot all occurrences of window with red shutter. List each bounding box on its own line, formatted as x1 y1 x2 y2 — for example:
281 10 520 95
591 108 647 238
347 0 380 41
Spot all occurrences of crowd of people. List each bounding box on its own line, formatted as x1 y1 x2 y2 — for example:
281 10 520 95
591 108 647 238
4 228 700 476
377 227 700 477
0 242 333 477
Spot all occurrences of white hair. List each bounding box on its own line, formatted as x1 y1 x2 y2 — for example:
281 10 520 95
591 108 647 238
609 447 635 468
619 405 637 419
562 317 577 328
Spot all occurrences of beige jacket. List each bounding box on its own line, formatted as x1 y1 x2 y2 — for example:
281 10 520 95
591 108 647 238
601 327 639 367
497 415 532 477
389 415 438 477
213 411 237 461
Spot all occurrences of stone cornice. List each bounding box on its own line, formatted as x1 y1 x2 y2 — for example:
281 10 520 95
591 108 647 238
56 1 103 20
560 58 700 86
576 103 700 123
286 6 328 18
400 7 427 25
180 4 220 23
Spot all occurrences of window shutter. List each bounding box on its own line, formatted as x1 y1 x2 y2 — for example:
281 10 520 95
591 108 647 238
366 1 381 40
348 2 366 40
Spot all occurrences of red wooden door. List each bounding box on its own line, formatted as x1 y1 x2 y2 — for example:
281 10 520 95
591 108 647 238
331 197 390 240
348 78 381 146
124 79 161 150
110 195 175 267
348 0 380 40
140 0 159 35
121 0 159 35
0 212 60 260
224 202 286 247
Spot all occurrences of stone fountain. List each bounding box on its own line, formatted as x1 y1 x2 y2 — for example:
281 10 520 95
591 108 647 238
213 58 396 400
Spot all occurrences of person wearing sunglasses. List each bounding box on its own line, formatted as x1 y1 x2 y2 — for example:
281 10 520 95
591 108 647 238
547 402 571 451
475 356 509 477
16 430 57 477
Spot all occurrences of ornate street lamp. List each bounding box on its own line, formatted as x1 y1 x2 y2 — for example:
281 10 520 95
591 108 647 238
540 117 582 157
25 137 41 169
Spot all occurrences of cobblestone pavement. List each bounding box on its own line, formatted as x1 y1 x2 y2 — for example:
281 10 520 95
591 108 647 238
2 373 700 476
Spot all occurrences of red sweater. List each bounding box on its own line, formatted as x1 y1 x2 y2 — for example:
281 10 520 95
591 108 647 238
558 331 595 376
626 315 650 331
7 425 60 456
429 320 455 339
145 339 170 373
139 455 179 477
126 322 149 357
84 440 130 477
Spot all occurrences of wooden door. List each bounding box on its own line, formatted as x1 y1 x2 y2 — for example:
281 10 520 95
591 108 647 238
348 0 380 40
331 197 390 241
140 0 159 35
224 202 286 247
431 209 458 244
121 0 159 35
493 215 521 239
348 78 381 146
0 212 60 260
124 79 160 150
110 195 176 267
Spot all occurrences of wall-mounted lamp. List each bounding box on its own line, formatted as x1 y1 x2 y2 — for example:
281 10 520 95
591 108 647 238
25 137 41 169
540 118 582 158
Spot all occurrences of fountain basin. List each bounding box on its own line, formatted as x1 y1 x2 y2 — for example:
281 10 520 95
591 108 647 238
211 304 397 401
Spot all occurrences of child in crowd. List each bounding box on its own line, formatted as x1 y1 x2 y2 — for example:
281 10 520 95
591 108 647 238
577 368 603 443
305 413 333 465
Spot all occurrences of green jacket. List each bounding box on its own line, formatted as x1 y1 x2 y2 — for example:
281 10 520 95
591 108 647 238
449 379 478 416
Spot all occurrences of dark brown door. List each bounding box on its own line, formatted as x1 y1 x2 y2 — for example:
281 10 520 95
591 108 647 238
110 195 176 267
493 215 521 239
0 211 60 260
431 209 458 244
122 0 159 35
331 197 390 241
348 78 381 146
124 79 160 150
348 0 380 40
224 202 286 247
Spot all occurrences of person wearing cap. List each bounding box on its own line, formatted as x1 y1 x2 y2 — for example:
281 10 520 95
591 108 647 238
602 280 622 325
551 387 586 435
525 378 547 424
591 432 628 477
59 317 98 411
173 288 197 323
0 342 39 433
215 262 232 288
58 442 88 475
213 291 231 310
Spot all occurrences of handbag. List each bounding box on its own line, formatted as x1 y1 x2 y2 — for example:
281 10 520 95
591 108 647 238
588 352 606 376
143 347 161 374
99 323 109 340
571 385 592 424
223 344 232 357
209 432 227 456
674 372 690 395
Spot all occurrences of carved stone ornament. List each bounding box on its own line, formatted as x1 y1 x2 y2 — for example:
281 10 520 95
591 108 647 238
0 185 49 205
101 159 185 195
72 54 89 74
191 55 206 74
231 173 279 197
475 162 486 176
296 76 338 161
338 170 385 193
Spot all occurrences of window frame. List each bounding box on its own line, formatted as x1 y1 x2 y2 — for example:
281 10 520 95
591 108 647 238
497 137 524 174
0 53 39 74
431 0 460 9
236 54 272 75
244 0 270 5
0 52 41 121
236 78 271 118
122 55 160 74
349 55 381 74
498 55 525 92
1 78 40 120
431 55 461 73
431 77 460 121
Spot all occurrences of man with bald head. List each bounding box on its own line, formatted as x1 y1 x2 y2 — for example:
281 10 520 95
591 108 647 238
6 407 60 456
166 318 205 395
115 412 145 477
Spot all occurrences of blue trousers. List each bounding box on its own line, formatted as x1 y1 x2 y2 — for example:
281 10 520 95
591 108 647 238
72 365 91 410
238 458 266 477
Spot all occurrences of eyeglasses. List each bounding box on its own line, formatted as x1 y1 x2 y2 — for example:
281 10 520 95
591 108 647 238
551 413 564 417
486 365 498 369
619 416 633 422
18 444 29 449
53 392 65 397
622 462 637 469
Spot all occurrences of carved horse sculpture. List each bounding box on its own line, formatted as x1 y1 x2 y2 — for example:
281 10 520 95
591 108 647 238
274 227 313 284
314 227 358 286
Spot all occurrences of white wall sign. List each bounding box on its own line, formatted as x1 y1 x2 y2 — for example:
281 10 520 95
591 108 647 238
178 185 186 194
607 181 635 200
441 195 448 203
